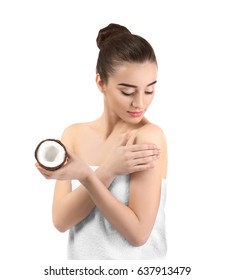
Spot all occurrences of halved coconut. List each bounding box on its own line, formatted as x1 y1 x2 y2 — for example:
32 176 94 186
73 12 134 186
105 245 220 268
35 139 68 170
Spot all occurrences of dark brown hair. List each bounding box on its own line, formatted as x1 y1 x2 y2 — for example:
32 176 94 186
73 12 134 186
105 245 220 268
96 23 157 83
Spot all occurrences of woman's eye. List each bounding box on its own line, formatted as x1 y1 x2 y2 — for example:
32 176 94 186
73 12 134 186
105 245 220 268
121 91 134 96
145 91 154 95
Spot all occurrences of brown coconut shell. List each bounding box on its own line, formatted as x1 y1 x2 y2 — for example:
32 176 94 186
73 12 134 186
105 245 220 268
35 139 68 171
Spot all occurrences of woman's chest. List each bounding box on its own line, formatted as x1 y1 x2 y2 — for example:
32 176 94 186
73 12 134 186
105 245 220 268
75 134 118 166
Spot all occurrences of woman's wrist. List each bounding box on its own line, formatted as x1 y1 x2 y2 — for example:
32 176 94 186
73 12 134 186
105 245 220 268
95 165 115 187
79 165 114 189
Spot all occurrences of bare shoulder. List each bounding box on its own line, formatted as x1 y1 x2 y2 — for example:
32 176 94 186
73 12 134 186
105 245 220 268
62 122 84 136
61 123 81 141
60 121 94 151
136 123 167 177
136 123 167 147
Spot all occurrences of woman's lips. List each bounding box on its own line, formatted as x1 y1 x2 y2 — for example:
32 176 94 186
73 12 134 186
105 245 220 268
127 111 143 118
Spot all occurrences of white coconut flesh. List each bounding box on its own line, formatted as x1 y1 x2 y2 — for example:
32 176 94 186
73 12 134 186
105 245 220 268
37 140 66 168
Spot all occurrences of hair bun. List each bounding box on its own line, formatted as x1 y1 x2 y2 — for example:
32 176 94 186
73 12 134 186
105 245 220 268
96 23 131 49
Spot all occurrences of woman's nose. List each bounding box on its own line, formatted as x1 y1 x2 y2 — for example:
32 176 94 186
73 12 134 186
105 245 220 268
131 93 144 109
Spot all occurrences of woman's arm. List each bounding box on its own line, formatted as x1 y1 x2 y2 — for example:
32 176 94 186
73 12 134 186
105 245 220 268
51 125 115 232
52 170 113 232
37 124 160 232
80 124 167 246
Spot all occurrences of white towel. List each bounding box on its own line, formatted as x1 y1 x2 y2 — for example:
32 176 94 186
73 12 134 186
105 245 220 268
68 167 167 260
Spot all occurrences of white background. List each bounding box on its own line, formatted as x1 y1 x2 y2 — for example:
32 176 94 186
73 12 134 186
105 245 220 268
0 0 234 279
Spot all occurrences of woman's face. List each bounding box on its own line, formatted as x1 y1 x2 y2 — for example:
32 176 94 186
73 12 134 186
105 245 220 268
98 61 158 124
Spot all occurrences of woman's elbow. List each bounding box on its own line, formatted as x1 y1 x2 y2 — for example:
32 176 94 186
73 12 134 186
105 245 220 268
129 232 150 247
54 223 67 233
52 215 68 233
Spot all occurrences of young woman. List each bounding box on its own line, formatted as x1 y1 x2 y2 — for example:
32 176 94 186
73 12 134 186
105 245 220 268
36 23 168 260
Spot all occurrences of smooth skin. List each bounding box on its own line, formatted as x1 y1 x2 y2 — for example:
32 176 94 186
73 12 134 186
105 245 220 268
36 61 167 246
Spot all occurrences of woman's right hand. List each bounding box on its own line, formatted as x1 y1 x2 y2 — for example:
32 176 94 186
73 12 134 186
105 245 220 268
99 131 160 179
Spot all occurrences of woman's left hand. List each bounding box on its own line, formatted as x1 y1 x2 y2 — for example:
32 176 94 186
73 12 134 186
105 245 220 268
35 150 92 182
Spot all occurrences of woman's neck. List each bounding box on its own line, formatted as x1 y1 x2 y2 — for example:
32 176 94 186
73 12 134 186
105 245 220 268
96 113 147 140
96 113 126 139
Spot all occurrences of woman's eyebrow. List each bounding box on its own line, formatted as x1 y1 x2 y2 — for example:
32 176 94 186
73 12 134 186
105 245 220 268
147 80 157 86
118 80 157 88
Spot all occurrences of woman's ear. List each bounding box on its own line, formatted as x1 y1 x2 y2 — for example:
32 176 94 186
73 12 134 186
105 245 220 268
96 73 106 94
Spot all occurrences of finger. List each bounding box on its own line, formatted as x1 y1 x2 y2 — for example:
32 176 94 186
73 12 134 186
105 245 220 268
132 149 160 159
36 164 56 179
131 162 155 172
133 154 159 166
128 144 159 152
119 130 132 146
125 130 137 146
